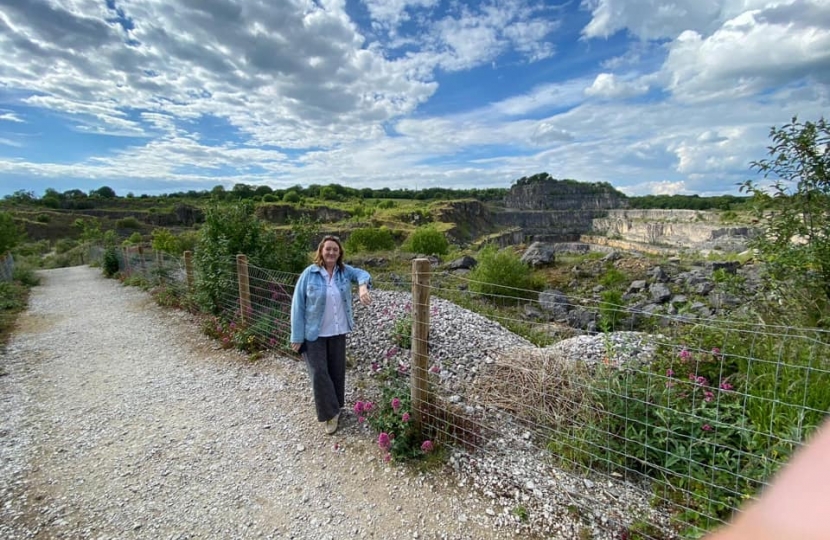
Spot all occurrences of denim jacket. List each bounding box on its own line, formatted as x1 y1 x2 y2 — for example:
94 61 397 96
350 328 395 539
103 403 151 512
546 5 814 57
290 263 371 343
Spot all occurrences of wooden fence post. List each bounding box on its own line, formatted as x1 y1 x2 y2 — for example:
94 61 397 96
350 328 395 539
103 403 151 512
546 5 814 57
411 258 432 436
123 246 131 275
184 251 194 291
237 254 251 324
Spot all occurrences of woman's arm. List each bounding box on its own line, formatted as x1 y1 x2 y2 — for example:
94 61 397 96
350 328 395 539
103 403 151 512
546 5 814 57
706 419 830 540
290 268 310 345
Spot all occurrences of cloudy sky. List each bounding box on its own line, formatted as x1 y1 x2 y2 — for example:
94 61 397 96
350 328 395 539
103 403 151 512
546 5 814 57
0 0 828 198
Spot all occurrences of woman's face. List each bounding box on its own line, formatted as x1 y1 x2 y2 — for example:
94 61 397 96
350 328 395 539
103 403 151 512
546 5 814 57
321 240 340 266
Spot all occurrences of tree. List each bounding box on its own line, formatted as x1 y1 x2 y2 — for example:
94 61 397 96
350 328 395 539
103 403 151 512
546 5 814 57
740 116 830 301
0 211 22 255
92 186 116 198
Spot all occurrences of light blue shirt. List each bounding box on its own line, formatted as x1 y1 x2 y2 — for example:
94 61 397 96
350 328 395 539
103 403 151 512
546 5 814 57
290 263 371 344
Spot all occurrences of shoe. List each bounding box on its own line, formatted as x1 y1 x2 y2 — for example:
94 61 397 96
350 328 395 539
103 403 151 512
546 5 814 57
325 413 340 435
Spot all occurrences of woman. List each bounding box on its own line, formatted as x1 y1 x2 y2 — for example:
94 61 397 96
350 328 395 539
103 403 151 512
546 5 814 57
290 235 372 435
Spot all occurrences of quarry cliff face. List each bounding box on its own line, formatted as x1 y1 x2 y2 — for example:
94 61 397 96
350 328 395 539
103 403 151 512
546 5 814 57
503 178 628 211
591 210 757 252
435 181 758 252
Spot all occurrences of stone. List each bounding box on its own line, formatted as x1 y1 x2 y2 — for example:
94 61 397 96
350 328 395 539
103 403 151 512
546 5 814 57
649 283 672 303
447 255 478 270
538 289 570 321
627 280 647 293
520 242 556 268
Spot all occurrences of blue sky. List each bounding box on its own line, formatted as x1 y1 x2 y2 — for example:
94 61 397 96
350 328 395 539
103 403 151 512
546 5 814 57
0 0 828 198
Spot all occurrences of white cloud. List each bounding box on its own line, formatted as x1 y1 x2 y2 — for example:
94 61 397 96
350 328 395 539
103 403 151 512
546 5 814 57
0 137 22 147
585 73 649 99
663 4 830 101
0 111 24 123
581 0 723 40
621 180 689 196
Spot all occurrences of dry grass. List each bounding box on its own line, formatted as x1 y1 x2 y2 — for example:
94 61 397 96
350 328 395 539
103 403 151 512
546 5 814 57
473 346 594 429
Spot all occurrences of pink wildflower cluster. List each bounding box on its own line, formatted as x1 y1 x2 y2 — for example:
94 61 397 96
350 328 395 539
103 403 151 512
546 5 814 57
353 400 375 424
665 345 738 432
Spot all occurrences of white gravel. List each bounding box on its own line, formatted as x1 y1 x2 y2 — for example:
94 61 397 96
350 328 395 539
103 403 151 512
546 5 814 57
0 266 529 540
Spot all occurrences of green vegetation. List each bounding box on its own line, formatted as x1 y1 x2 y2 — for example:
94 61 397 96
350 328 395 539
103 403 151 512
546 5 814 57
345 227 395 253
468 245 540 301
404 226 449 256
741 116 830 308
0 211 22 255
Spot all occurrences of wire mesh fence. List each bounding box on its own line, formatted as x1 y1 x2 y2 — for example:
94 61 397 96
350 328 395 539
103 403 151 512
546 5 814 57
395 264 830 538
100 250 829 538
0 252 14 282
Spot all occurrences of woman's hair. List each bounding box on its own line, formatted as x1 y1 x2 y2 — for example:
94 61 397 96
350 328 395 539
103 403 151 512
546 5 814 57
313 235 345 271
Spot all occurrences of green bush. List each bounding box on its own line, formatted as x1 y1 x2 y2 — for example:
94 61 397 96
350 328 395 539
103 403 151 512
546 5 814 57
283 190 300 203
151 228 179 254
598 289 625 331
194 202 317 314
556 323 830 536
55 238 78 254
345 227 395 253
102 247 120 277
404 226 448 256
468 245 539 301
115 216 142 229
357 370 437 462
12 261 40 287
0 211 22 255
35 213 51 223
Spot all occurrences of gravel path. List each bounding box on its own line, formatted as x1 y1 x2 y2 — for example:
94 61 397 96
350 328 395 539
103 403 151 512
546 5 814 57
0 266 526 540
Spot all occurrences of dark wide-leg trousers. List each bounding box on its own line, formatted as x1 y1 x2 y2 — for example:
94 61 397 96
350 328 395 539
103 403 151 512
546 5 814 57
303 334 346 422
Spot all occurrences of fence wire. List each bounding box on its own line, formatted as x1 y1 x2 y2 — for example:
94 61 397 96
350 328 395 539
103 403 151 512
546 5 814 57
395 266 830 539
108 252 829 539
0 252 14 282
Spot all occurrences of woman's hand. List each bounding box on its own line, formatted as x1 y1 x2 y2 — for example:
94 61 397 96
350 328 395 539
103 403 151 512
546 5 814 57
291 342 302 352
358 284 372 305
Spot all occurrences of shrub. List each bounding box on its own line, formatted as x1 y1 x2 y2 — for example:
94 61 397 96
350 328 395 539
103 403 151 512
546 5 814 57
35 213 50 223
356 371 437 462
391 313 412 349
740 116 830 302
12 261 40 287
404 226 448 256
557 324 830 536
194 202 317 314
151 228 180 254
283 190 300 203
598 289 625 331
345 227 395 253
0 211 22 255
55 238 78 254
115 216 142 229
468 245 539 301
102 247 120 277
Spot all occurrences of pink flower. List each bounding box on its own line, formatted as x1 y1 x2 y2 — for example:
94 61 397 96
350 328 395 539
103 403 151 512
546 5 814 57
696 376 708 386
378 432 391 451
429 365 440 374
402 412 410 422
383 453 391 463
353 401 365 415
371 362 380 372
711 347 721 356
398 362 409 373
363 401 374 413
229 322 236 330
358 416 365 424
268 338 277 347
391 398 401 412
421 440 434 453
666 369 674 377
679 348 691 361
704 391 714 402
702 424 713 432
720 381 734 391
386 347 398 359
